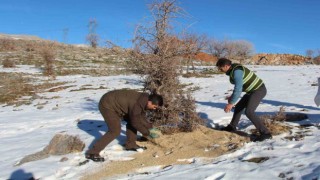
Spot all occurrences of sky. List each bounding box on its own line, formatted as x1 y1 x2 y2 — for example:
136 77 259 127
0 64 320 179
1 0 320 55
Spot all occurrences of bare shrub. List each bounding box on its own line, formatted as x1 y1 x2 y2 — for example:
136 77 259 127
25 41 36 52
0 38 16 51
313 55 320 65
2 58 16 68
306 49 314 58
305 48 320 64
131 0 204 133
39 42 57 77
86 18 99 48
259 107 292 135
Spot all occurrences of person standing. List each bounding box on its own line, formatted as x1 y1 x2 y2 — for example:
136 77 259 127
85 89 163 162
216 58 272 142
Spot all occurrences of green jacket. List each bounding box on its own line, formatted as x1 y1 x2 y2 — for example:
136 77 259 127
227 64 264 93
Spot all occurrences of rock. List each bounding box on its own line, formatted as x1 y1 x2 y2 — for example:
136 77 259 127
16 133 85 166
44 133 85 155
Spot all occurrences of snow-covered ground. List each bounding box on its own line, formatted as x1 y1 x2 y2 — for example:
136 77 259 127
1 65 319 180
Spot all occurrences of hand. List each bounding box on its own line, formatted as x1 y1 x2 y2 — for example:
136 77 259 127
148 128 161 139
224 103 234 113
149 132 159 139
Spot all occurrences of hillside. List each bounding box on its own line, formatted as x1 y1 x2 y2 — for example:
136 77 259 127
251 53 312 65
0 34 130 76
0 33 315 68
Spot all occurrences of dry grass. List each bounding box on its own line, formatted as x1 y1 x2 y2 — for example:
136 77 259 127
0 38 129 76
262 107 291 135
0 38 16 51
2 58 16 68
0 72 35 105
0 72 67 106
55 67 132 76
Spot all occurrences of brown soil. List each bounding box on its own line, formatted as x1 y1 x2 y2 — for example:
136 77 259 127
81 126 250 180
81 115 294 180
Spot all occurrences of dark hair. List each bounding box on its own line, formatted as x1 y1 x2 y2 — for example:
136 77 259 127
148 94 163 106
216 58 232 67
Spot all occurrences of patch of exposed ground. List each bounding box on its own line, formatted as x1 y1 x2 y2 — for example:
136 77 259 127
82 125 250 179
82 110 301 180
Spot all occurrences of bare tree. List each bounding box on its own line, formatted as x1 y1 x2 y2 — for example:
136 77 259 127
182 32 208 74
207 38 254 63
232 40 254 63
313 49 320 65
86 19 99 48
305 49 314 58
131 0 203 133
207 38 227 58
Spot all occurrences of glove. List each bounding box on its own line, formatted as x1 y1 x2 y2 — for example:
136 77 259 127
148 128 161 139
149 128 160 133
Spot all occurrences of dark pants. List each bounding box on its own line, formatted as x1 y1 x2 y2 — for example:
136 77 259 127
230 84 270 134
86 102 140 155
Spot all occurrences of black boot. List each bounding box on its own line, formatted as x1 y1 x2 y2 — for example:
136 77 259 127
85 153 105 162
220 124 236 132
125 145 147 151
253 133 272 142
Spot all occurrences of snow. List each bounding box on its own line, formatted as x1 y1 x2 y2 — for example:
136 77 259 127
1 65 319 180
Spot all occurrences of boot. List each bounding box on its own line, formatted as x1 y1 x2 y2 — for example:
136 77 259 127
220 124 236 132
125 145 147 151
253 133 272 142
85 153 105 162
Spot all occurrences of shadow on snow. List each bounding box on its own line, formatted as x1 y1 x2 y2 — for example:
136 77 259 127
77 119 127 149
8 169 35 180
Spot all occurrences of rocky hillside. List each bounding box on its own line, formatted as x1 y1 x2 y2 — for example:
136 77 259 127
251 53 312 65
0 33 315 67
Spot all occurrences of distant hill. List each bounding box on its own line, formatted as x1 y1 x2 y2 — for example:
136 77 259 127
0 33 43 41
0 33 314 65
251 53 312 65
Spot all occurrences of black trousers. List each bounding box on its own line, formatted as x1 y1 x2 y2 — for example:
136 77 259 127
230 84 270 134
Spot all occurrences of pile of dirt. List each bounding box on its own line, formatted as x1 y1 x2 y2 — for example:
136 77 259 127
82 126 249 179
82 121 291 179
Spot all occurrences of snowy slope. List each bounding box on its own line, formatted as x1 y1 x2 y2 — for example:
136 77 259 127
0 65 319 180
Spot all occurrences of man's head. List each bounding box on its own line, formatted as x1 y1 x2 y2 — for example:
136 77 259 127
216 58 232 73
147 94 163 110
